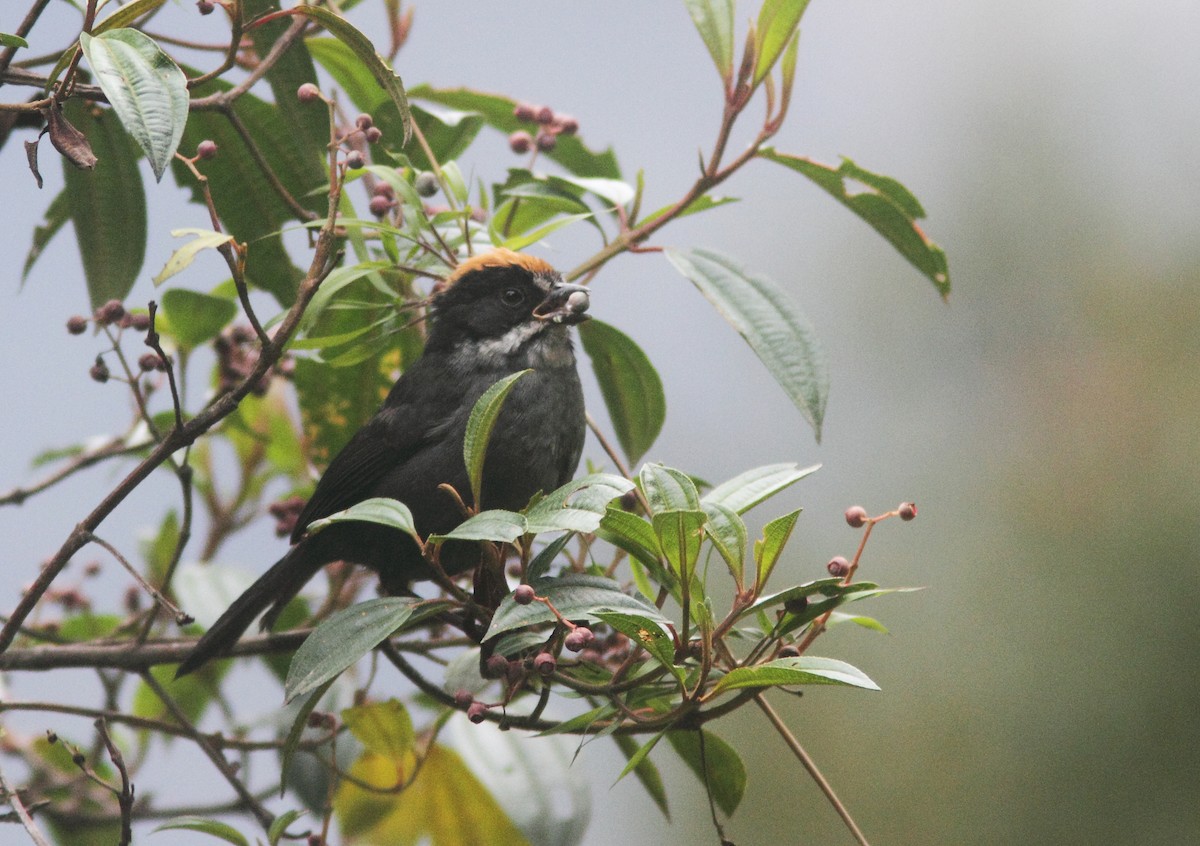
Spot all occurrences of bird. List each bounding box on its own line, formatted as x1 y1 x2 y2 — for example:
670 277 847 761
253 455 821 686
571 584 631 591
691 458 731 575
175 248 590 677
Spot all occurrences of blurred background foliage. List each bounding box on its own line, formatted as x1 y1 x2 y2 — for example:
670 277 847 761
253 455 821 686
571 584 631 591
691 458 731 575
1 1 1196 844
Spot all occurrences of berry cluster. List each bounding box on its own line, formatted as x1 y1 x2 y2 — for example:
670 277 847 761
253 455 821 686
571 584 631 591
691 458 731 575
214 324 292 397
508 102 579 155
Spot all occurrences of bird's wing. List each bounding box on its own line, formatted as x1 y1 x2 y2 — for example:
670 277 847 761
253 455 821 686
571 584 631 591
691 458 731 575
289 363 456 544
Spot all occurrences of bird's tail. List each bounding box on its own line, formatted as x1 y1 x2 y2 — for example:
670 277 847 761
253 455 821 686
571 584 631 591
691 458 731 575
175 544 323 678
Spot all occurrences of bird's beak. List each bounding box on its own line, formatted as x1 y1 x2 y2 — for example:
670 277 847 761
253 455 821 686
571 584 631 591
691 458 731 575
533 282 590 325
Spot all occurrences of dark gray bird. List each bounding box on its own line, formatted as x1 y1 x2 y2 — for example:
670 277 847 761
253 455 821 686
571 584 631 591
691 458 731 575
176 249 589 676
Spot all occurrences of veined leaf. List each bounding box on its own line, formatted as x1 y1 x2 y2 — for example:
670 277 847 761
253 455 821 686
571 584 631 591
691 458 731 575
79 29 187 181
464 371 531 508
578 319 666 466
665 248 829 441
667 730 746 816
485 574 668 641
153 228 234 285
683 0 735 83
711 655 880 695
703 462 819 514
759 148 951 297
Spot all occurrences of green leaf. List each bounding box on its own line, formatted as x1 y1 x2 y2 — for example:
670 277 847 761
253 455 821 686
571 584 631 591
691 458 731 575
827 610 889 633
407 104 485 171
62 99 146 309
614 730 667 785
279 679 334 794
683 0 735 82
258 6 410 144
754 0 811 85
744 578 871 618
410 85 620 179
78 29 187 181
153 228 235 285
637 193 739 227
285 597 424 701
525 532 574 583
96 0 169 32
268 810 307 846
499 211 592 252
779 29 800 104
485 574 669 641
667 730 746 816
304 497 420 544
703 462 819 514
578 319 666 466
594 610 682 682
701 501 747 587
464 370 531 508
342 699 415 758
153 817 250 846
596 506 663 571
159 288 236 350
0 33 29 49
754 508 801 588
758 148 950 297
23 190 71 283
640 463 701 512
523 474 634 534
665 247 829 440
711 656 880 695
613 734 670 819
428 509 527 544
652 509 706 583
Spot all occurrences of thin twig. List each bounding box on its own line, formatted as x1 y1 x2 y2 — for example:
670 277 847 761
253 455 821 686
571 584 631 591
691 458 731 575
0 439 144 507
0 0 53 79
87 533 190 625
138 670 274 830
0 767 53 846
755 694 871 846
94 718 134 846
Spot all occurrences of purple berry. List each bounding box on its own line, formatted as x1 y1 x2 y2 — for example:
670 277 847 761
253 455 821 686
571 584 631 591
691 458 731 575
513 584 536 605
297 83 321 103
844 506 868 528
364 126 383 144
196 139 218 160
554 114 579 135
533 652 556 676
66 315 89 335
535 130 557 152
564 626 594 652
535 106 555 125
138 353 161 372
355 113 374 130
483 654 510 679
467 702 489 724
513 102 537 123
453 689 474 708
130 312 151 331
345 151 365 170
196 0 214 14
508 130 533 154
827 555 850 578
89 359 109 383
899 502 918 521
368 195 393 218
96 299 125 326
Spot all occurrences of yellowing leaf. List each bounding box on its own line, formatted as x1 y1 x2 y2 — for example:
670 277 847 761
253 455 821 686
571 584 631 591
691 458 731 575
335 744 530 846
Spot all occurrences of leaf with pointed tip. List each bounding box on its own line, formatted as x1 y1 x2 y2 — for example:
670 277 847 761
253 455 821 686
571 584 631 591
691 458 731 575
428 510 527 544
286 597 446 702
703 462 819 514
712 656 880 695
667 730 746 816
754 0 811 85
304 497 420 544
640 463 701 512
154 229 235 286
701 501 746 587
464 371 530 508
153 818 250 846
578 319 665 466
683 0 735 82
652 509 706 583
485 574 668 641
79 29 187 181
754 508 801 589
666 248 829 440
759 148 951 297
523 474 634 534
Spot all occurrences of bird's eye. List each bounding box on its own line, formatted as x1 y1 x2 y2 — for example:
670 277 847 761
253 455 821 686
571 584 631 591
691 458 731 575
500 287 525 308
